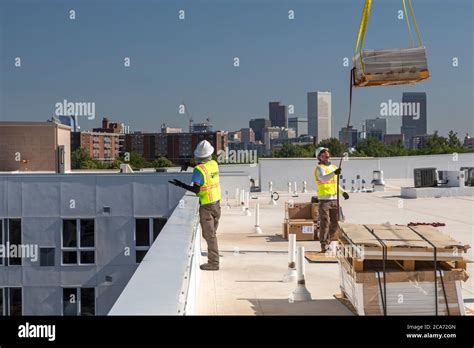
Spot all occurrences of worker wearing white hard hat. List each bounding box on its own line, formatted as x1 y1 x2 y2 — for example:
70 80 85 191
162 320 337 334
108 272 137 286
169 140 221 271
314 147 349 253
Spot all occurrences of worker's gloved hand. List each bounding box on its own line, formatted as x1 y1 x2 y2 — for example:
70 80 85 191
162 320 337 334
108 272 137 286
168 179 185 188
343 192 349 200
334 168 342 175
180 162 190 172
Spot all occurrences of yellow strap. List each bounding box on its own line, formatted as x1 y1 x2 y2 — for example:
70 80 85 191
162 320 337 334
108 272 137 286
407 0 423 46
355 0 423 54
402 0 415 47
354 0 372 56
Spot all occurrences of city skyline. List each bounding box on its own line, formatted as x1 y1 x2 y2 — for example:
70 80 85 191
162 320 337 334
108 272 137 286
0 0 473 138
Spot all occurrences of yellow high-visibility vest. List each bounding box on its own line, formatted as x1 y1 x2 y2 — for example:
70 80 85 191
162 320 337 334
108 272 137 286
314 163 338 197
195 160 221 204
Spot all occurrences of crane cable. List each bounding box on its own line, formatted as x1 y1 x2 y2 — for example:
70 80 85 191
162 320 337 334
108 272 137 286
336 67 354 220
407 0 424 47
337 0 425 219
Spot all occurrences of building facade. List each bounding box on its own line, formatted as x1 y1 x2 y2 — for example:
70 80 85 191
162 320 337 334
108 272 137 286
365 118 387 136
288 117 308 137
249 118 271 142
0 172 189 315
190 122 213 133
262 127 282 153
269 102 288 128
124 131 228 163
383 134 405 146
339 126 359 147
0 122 71 172
240 128 255 145
76 132 120 163
401 92 427 148
307 91 331 143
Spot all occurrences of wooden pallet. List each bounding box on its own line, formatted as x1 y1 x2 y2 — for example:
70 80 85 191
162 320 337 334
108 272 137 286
338 253 469 284
305 251 338 263
338 223 469 270
354 74 429 87
333 292 358 315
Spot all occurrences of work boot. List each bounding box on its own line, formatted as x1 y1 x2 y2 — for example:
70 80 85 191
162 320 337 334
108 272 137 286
200 263 219 271
320 245 327 253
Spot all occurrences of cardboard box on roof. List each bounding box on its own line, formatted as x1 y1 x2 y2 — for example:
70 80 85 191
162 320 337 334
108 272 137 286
288 219 314 241
286 202 312 219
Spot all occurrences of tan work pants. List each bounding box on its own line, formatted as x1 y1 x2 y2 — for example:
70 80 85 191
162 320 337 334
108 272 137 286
318 200 338 247
199 202 221 265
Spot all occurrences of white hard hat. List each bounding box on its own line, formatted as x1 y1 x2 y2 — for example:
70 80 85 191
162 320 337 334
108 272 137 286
315 147 329 158
194 140 214 158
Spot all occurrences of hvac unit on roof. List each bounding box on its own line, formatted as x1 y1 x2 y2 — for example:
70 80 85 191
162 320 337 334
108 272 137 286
413 168 437 188
460 167 474 186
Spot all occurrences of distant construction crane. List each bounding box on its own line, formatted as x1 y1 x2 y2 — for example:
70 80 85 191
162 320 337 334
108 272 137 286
181 101 193 133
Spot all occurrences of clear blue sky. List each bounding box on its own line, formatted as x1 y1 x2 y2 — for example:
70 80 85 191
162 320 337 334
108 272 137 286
1 0 473 137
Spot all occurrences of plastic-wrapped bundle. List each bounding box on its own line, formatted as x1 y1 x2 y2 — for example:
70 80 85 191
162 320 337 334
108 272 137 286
353 46 429 87
336 223 469 315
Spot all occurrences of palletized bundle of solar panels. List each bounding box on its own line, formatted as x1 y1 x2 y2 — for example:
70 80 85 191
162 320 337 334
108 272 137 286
336 223 469 315
353 47 429 87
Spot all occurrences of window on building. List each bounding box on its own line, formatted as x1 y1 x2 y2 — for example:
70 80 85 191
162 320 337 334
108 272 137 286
0 288 22 316
8 219 22 266
62 220 77 247
9 288 22 316
39 248 55 267
135 218 167 263
135 219 150 247
80 288 96 316
63 288 95 316
63 288 77 316
62 219 95 265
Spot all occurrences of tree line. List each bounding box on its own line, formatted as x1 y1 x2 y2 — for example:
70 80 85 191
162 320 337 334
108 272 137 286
273 131 468 158
71 148 174 170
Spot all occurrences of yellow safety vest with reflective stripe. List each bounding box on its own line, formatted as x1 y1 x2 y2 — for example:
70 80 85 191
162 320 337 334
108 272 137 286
314 163 338 197
195 160 221 205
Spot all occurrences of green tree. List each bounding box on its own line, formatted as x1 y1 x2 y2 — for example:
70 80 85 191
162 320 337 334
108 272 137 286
354 138 387 157
71 148 98 169
152 156 174 168
316 138 345 157
447 131 464 151
274 143 313 157
384 140 410 157
127 151 149 169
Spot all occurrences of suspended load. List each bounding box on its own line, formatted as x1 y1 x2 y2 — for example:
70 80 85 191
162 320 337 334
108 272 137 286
353 0 430 87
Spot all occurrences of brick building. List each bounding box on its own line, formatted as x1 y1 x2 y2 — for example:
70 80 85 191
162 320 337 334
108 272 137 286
75 132 120 163
124 131 228 163
0 121 71 172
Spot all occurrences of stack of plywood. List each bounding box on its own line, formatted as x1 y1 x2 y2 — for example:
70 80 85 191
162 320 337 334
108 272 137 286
337 223 470 315
353 47 429 87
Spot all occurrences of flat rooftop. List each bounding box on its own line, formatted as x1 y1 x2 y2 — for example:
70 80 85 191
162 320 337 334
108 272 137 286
197 179 474 315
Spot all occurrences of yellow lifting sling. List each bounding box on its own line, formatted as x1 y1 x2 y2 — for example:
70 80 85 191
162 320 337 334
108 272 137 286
353 0 430 87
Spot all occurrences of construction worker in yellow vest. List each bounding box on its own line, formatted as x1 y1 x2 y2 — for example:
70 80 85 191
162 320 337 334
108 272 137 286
169 140 221 271
314 147 349 253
